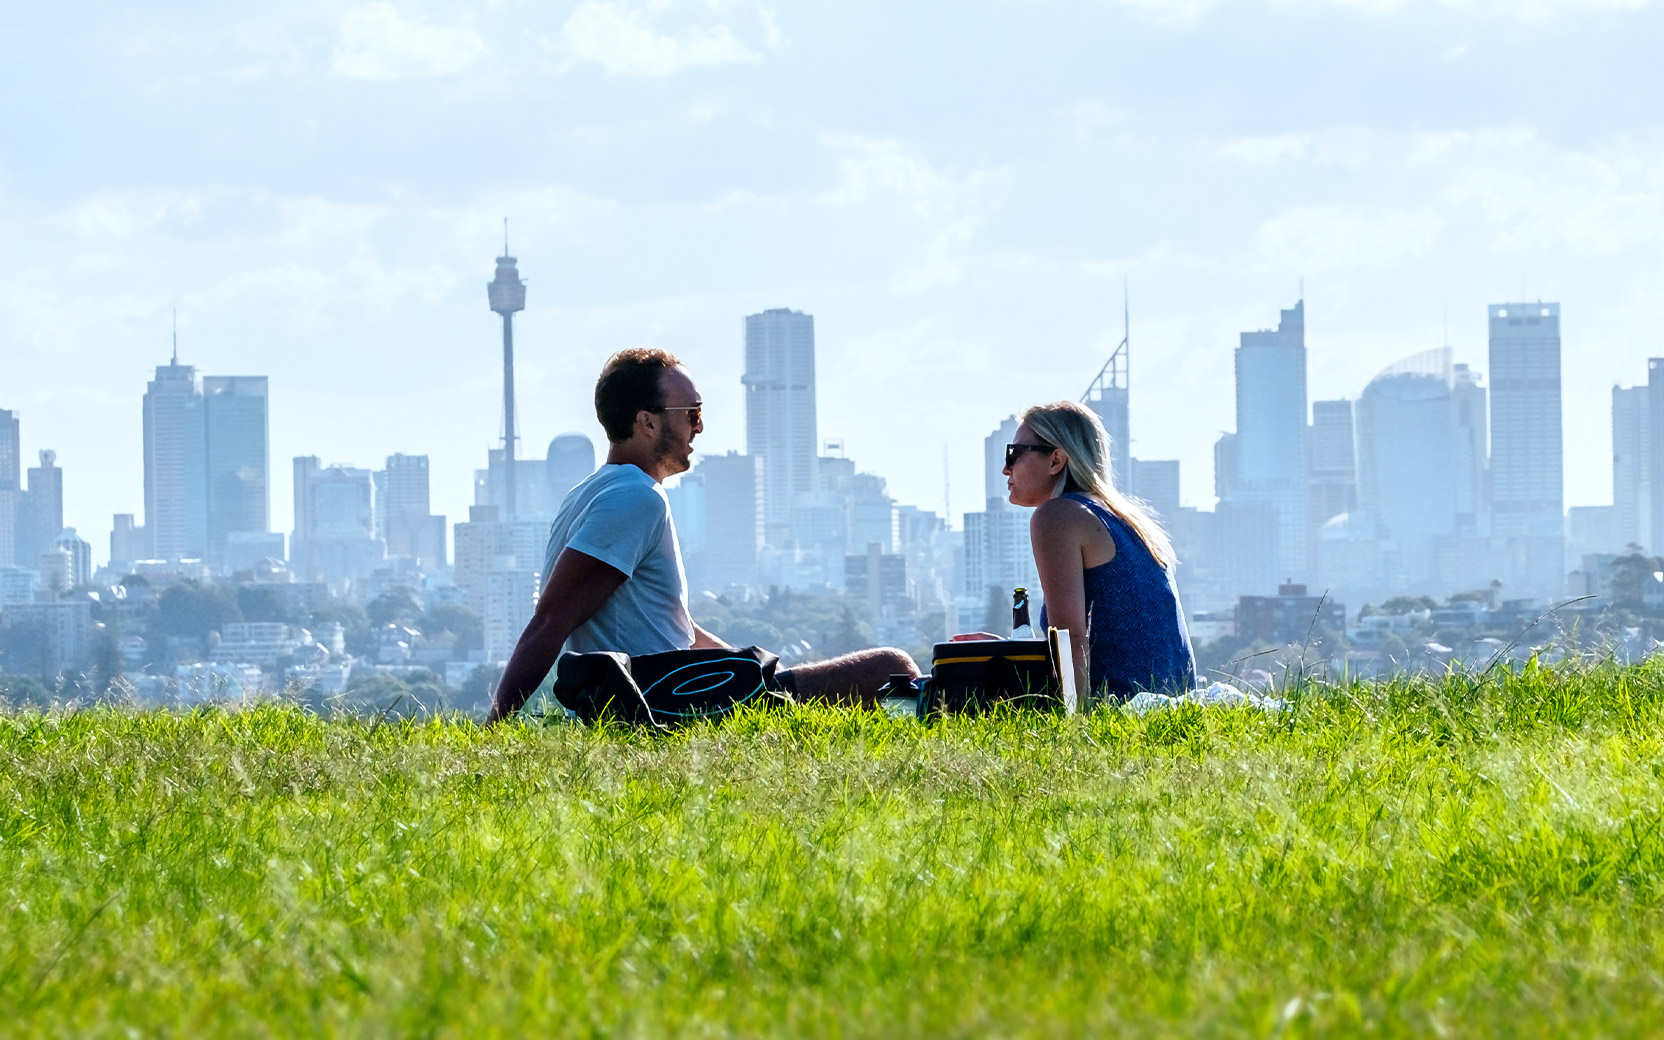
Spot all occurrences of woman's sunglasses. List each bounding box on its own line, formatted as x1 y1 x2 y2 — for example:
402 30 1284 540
1004 442 1055 468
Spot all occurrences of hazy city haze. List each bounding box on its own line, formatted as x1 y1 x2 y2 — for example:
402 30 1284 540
3 0 1662 562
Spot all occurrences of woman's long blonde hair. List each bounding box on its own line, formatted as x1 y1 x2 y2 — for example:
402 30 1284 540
1020 400 1177 570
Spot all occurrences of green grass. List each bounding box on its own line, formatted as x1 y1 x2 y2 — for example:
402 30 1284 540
4 661 1664 1036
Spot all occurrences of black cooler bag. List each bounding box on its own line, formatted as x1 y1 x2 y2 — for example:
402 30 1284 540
544 646 792 726
923 638 1064 716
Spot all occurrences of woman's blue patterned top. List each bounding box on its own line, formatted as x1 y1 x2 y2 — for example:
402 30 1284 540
1039 492 1197 700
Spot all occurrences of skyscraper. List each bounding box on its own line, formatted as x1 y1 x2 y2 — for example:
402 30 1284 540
0 408 18 492
1646 359 1664 556
1230 300 1310 583
202 376 269 568
743 308 818 546
1308 399 1357 529
1451 364 1489 535
143 348 207 561
291 457 385 585
681 451 763 592
1489 302 1563 596
545 433 596 504
0 408 20 568
983 416 1020 507
15 450 64 571
1130 459 1181 522
1355 348 1457 590
1083 287 1131 493
1613 383 1649 552
381 453 446 568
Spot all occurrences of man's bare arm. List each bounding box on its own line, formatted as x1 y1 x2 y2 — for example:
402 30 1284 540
691 622 731 649
485 548 627 724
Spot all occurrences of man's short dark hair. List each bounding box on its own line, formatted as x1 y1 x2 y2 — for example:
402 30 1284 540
595 348 682 443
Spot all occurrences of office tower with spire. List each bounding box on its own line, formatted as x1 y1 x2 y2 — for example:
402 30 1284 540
486 227 527 518
1489 302 1563 597
1083 286 1131 493
143 323 208 561
744 308 818 547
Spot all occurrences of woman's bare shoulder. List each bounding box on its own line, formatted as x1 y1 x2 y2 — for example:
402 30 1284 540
1031 495 1100 534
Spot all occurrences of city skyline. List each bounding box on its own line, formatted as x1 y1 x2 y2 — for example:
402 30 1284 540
0 288 1651 573
3 3 1661 562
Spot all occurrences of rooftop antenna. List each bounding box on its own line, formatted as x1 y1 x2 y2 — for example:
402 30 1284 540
943 444 951 524
503 216 510 256
1081 277 1131 490
171 308 178 365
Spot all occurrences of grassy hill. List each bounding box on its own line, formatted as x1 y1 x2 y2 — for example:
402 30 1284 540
4 662 1663 1036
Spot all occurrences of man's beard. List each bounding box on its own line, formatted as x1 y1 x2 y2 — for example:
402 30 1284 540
653 424 691 475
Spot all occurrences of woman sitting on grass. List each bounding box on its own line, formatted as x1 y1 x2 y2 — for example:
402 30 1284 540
997 401 1196 704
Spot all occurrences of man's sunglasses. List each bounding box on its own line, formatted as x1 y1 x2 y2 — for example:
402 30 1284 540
657 404 703 425
1005 442 1055 468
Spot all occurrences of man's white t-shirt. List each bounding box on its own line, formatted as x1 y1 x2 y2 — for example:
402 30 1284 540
542 463 695 656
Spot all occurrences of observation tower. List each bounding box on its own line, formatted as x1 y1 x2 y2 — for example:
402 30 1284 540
487 222 527 516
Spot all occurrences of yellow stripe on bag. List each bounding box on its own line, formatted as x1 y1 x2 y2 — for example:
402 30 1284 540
933 655 1050 666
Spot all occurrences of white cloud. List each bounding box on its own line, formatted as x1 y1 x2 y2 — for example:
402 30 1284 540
558 1 761 76
332 4 486 81
1110 0 1218 22
55 190 207 240
1445 150 1662 255
1115 0 1652 18
1256 205 1444 271
819 135 1005 219
1217 129 1377 168
1057 100 1125 142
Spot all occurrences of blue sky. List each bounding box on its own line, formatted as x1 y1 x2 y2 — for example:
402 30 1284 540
3 0 1661 563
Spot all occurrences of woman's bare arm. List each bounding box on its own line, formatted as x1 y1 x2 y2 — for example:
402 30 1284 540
1031 499 1094 703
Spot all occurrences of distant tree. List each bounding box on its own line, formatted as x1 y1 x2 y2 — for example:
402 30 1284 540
346 672 410 706
1611 553 1664 611
1378 632 1410 665
157 581 242 641
719 618 784 650
461 665 504 710
916 609 947 646
0 619 52 679
307 603 372 656
367 587 423 628
827 608 873 656
1193 634 1252 682
90 629 123 693
237 585 291 624
1379 595 1438 616
421 604 483 654
0 672 54 708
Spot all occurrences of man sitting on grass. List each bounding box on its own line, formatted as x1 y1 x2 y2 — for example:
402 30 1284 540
486 347 919 724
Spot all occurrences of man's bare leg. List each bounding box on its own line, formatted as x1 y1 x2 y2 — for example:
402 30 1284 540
785 647 921 708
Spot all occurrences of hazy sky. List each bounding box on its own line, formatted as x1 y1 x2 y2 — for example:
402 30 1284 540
4 0 1661 565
